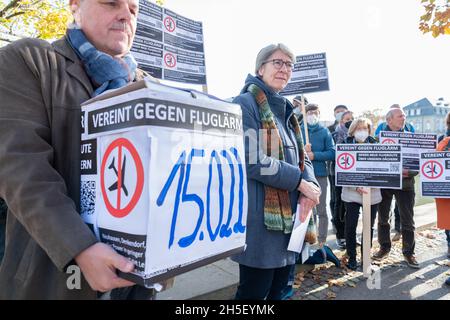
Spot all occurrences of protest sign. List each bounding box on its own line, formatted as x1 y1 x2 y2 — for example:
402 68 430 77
281 52 329 96
335 144 402 189
132 0 207 85
379 131 437 171
420 151 450 198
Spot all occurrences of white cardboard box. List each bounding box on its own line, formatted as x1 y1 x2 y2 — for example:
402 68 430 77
80 79 248 286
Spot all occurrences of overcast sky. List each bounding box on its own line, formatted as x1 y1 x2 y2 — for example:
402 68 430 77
159 0 449 120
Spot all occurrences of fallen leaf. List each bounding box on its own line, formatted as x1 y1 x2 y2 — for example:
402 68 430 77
293 284 301 289
347 282 356 287
326 291 336 299
328 279 345 287
434 260 447 266
416 275 425 280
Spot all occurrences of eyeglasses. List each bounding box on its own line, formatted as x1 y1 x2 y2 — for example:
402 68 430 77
262 59 294 71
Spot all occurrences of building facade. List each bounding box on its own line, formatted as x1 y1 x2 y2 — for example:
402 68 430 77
403 97 449 134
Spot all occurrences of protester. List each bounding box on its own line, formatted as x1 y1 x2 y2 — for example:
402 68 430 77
376 104 415 243
436 111 450 286
341 118 381 270
332 110 354 249
327 105 348 134
292 95 308 124
373 108 420 268
301 103 335 244
0 0 165 299
231 43 320 300
327 105 348 249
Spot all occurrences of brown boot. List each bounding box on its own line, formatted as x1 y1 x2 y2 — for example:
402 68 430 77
404 254 420 269
372 248 390 260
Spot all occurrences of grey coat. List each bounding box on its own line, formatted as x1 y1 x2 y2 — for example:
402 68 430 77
0 37 148 299
231 75 318 269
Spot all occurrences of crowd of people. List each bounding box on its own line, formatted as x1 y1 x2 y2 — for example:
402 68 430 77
0 0 448 300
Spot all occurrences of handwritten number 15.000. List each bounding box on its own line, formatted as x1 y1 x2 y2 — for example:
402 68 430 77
156 147 246 249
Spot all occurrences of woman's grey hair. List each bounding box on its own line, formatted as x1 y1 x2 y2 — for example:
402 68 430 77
348 117 373 137
255 43 295 74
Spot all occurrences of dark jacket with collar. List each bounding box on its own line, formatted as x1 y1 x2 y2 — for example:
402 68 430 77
230 74 318 269
0 37 147 299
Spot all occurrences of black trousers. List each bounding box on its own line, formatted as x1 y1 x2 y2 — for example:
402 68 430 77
378 189 416 255
331 184 346 240
344 202 378 259
235 264 292 300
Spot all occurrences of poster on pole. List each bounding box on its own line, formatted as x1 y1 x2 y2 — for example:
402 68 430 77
131 0 207 85
379 131 437 171
335 144 402 189
420 151 450 198
281 52 329 96
80 79 247 286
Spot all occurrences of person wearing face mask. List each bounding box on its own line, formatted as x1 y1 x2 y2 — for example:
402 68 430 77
331 110 354 249
328 105 348 134
341 118 381 270
327 105 348 249
292 95 308 124
301 104 336 245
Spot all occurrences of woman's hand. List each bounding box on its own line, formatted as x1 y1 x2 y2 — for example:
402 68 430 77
298 180 321 204
356 187 368 195
298 196 316 222
304 143 312 152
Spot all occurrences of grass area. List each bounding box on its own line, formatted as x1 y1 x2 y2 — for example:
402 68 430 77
414 178 434 207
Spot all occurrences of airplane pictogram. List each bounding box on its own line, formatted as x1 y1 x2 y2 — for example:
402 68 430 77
108 155 128 196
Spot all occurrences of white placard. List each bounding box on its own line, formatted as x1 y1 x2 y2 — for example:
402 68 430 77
379 131 437 171
420 151 450 198
335 144 402 189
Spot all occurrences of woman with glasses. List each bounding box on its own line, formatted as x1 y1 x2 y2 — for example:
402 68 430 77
230 43 320 300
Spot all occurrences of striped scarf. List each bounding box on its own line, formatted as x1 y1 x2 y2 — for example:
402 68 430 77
247 84 305 233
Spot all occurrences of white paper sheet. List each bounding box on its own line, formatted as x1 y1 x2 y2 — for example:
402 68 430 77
287 205 312 253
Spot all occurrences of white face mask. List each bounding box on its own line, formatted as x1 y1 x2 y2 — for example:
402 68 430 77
307 114 319 126
354 130 369 142
293 107 301 117
335 111 344 122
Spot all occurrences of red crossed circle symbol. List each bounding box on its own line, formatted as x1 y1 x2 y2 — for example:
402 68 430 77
164 16 176 32
382 138 396 144
164 53 176 68
421 160 443 179
337 153 355 170
100 138 144 218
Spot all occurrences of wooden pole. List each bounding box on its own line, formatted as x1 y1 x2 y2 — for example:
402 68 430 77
300 95 310 145
362 187 372 278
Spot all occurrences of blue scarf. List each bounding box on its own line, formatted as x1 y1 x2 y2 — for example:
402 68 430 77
66 27 137 97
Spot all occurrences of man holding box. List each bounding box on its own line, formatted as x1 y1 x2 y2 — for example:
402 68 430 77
0 0 155 299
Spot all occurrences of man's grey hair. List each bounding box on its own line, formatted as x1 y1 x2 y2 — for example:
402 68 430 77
386 108 404 120
254 43 295 74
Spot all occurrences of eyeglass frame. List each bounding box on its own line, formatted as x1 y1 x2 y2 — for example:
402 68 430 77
261 59 295 71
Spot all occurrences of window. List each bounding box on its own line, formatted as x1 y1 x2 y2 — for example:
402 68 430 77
416 109 421 116
410 109 415 116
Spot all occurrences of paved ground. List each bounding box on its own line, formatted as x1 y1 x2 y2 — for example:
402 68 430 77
158 202 445 300
288 226 450 300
